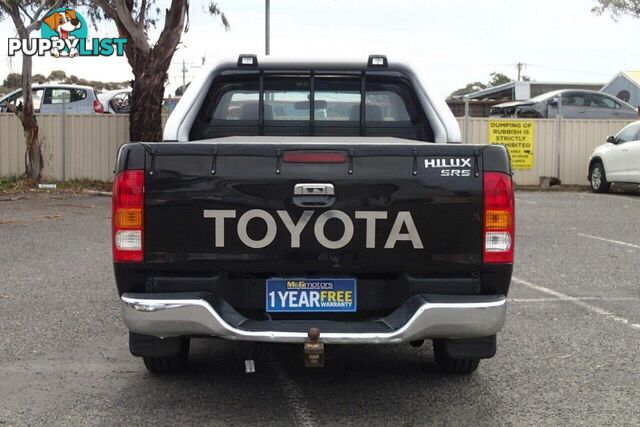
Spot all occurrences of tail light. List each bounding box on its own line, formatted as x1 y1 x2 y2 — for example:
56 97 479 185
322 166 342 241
94 99 104 113
112 170 144 262
483 171 514 263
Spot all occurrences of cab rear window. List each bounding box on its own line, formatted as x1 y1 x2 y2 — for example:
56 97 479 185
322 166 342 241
191 73 432 141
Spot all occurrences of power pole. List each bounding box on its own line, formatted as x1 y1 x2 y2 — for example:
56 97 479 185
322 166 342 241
265 0 270 55
181 59 187 91
516 62 525 81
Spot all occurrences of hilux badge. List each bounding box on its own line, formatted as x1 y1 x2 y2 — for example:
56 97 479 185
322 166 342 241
425 158 472 177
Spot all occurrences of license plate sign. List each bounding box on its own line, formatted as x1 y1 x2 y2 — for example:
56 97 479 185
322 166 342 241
266 278 357 312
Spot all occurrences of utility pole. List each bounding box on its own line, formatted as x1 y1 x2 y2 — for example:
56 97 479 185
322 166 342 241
463 95 470 145
516 62 525 81
181 59 187 91
265 0 270 55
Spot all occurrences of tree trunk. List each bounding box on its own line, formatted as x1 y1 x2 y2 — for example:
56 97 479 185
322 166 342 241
108 0 188 142
129 58 166 142
21 45 43 181
23 115 43 181
1 0 66 182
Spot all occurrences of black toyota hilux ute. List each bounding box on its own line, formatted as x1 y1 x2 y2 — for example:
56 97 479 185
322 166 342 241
113 56 514 375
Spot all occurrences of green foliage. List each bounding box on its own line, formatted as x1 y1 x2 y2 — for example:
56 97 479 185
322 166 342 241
47 70 67 82
82 0 163 31
0 176 21 191
488 72 512 87
81 1 229 32
2 72 21 89
33 74 46 84
592 0 640 18
0 176 112 193
0 1 63 34
78 0 229 140
175 82 190 96
60 75 129 91
2 70 129 92
207 1 230 29
0 1 59 17
451 82 487 97
451 72 517 98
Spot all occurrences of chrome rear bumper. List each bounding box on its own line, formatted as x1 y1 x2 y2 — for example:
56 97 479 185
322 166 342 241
120 294 507 344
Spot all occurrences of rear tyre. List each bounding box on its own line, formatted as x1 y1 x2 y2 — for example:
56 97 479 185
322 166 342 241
590 162 609 193
433 340 480 375
142 339 190 374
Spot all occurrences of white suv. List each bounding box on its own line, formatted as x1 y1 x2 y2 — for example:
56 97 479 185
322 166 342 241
588 121 640 193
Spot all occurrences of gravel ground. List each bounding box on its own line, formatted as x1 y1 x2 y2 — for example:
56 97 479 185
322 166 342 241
0 191 638 426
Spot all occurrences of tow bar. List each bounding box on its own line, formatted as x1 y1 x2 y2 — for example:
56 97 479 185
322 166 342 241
304 327 324 367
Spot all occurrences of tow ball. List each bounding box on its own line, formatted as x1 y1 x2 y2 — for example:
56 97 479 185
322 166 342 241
304 327 324 368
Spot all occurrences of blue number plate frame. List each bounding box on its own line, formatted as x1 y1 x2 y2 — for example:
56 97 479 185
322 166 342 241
265 278 357 313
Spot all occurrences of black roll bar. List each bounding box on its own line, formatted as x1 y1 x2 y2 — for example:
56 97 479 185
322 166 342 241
256 70 368 136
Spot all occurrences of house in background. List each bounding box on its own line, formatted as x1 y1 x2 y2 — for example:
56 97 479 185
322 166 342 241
448 81 604 117
601 71 640 109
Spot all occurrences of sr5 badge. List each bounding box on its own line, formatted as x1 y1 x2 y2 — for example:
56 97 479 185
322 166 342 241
424 158 472 177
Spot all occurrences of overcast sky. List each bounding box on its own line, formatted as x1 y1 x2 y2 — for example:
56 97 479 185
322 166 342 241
2 0 640 98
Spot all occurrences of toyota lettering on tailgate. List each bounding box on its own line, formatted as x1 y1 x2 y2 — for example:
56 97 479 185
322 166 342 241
203 209 424 250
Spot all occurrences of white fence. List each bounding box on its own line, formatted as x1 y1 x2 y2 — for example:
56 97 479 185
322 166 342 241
457 118 634 185
0 114 633 185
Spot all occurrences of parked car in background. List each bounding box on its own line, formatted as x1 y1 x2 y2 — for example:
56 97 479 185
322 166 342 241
588 121 640 192
162 96 181 115
98 89 132 114
490 90 638 119
0 84 103 114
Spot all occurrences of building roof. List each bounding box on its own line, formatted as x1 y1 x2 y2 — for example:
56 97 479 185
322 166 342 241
464 80 604 101
463 81 516 100
602 71 640 92
623 71 640 85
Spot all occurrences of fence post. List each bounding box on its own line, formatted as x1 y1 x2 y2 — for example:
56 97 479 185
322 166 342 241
60 96 67 182
463 95 470 144
555 96 563 181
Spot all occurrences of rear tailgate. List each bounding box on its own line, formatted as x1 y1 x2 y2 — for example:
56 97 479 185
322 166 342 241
141 137 489 276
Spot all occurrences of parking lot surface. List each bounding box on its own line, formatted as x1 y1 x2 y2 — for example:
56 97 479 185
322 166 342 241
1 190 639 425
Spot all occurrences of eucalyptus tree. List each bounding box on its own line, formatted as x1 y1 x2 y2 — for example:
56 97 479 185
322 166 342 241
0 0 63 181
593 0 640 18
84 0 229 141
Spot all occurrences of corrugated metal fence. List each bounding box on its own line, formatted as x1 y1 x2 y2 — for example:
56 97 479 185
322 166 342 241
0 113 130 181
457 118 634 185
0 113 634 185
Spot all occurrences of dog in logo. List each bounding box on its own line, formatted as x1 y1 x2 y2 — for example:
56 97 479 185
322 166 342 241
43 9 82 57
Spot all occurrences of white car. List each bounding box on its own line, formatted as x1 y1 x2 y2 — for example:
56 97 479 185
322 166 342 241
97 89 132 114
589 120 640 192
0 84 103 114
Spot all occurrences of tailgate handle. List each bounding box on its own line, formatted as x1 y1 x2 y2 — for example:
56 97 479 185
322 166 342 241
293 183 335 208
294 183 334 196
